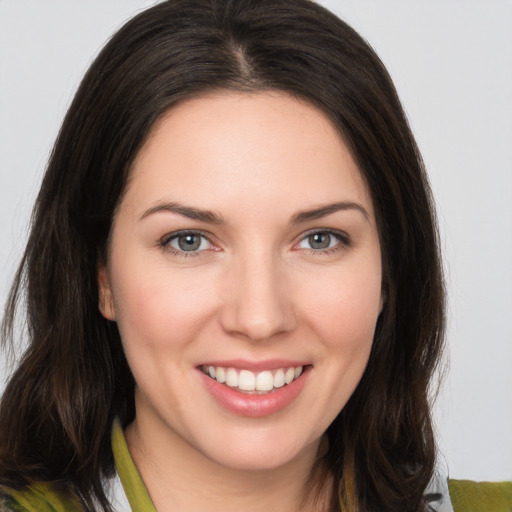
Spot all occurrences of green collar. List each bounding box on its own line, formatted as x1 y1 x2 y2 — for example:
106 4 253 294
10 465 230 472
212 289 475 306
111 420 157 512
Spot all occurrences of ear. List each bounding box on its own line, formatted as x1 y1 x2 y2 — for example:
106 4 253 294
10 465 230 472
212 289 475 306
97 261 116 321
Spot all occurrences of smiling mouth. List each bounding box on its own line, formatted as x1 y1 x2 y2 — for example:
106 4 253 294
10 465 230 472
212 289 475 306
200 365 305 394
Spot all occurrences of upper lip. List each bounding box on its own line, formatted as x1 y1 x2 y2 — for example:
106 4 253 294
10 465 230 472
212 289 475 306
197 359 310 372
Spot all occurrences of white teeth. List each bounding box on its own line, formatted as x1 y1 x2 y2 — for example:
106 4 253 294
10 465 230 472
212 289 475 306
216 367 226 383
238 370 256 391
273 369 285 388
226 368 238 387
256 370 274 391
203 365 305 392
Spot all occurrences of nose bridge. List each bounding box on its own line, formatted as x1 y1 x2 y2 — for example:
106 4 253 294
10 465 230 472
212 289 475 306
220 244 295 341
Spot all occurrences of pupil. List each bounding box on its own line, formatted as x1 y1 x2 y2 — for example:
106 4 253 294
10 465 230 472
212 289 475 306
310 233 330 249
178 234 200 251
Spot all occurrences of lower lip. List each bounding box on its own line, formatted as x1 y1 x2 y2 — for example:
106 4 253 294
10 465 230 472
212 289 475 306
199 367 310 418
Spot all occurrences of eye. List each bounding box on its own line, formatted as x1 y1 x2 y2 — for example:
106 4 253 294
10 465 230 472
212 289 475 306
296 230 349 252
162 231 213 253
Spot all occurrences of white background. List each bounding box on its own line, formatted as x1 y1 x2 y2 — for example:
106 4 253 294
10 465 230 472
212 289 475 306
0 0 511 482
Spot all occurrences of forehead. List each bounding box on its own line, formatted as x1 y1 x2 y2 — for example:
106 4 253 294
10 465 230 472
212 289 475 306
124 91 374 220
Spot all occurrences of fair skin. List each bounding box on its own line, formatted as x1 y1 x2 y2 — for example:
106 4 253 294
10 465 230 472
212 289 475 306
98 92 383 512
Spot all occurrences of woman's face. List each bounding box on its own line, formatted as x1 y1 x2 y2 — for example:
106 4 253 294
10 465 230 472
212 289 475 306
99 92 383 471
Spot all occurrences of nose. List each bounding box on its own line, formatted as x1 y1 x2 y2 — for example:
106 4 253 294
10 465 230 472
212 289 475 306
219 250 296 342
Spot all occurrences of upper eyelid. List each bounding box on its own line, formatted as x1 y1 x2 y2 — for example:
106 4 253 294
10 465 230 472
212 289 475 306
295 228 350 243
161 229 214 244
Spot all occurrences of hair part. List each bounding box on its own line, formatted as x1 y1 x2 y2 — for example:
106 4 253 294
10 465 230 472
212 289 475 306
1 1 445 510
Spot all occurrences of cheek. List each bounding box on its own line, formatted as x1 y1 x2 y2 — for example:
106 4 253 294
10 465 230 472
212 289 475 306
303 265 381 411
111 260 220 354
302 263 382 349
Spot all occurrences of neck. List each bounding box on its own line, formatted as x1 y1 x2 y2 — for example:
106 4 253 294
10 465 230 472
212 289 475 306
125 414 332 512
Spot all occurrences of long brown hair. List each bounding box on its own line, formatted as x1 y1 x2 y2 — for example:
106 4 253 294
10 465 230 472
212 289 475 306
0 1 445 510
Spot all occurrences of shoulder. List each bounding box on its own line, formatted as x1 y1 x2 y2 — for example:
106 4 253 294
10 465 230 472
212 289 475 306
0 481 85 512
448 479 512 512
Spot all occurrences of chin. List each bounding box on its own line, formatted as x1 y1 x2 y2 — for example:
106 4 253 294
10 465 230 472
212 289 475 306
197 427 322 472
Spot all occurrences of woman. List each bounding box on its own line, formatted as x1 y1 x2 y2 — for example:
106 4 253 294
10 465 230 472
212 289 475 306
0 0 447 510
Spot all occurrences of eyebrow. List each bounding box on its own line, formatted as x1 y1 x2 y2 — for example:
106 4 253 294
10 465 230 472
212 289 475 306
140 201 225 224
140 200 369 225
290 201 369 224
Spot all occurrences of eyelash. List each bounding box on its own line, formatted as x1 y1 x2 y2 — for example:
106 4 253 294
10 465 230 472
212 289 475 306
295 229 351 255
159 229 351 258
159 230 214 258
